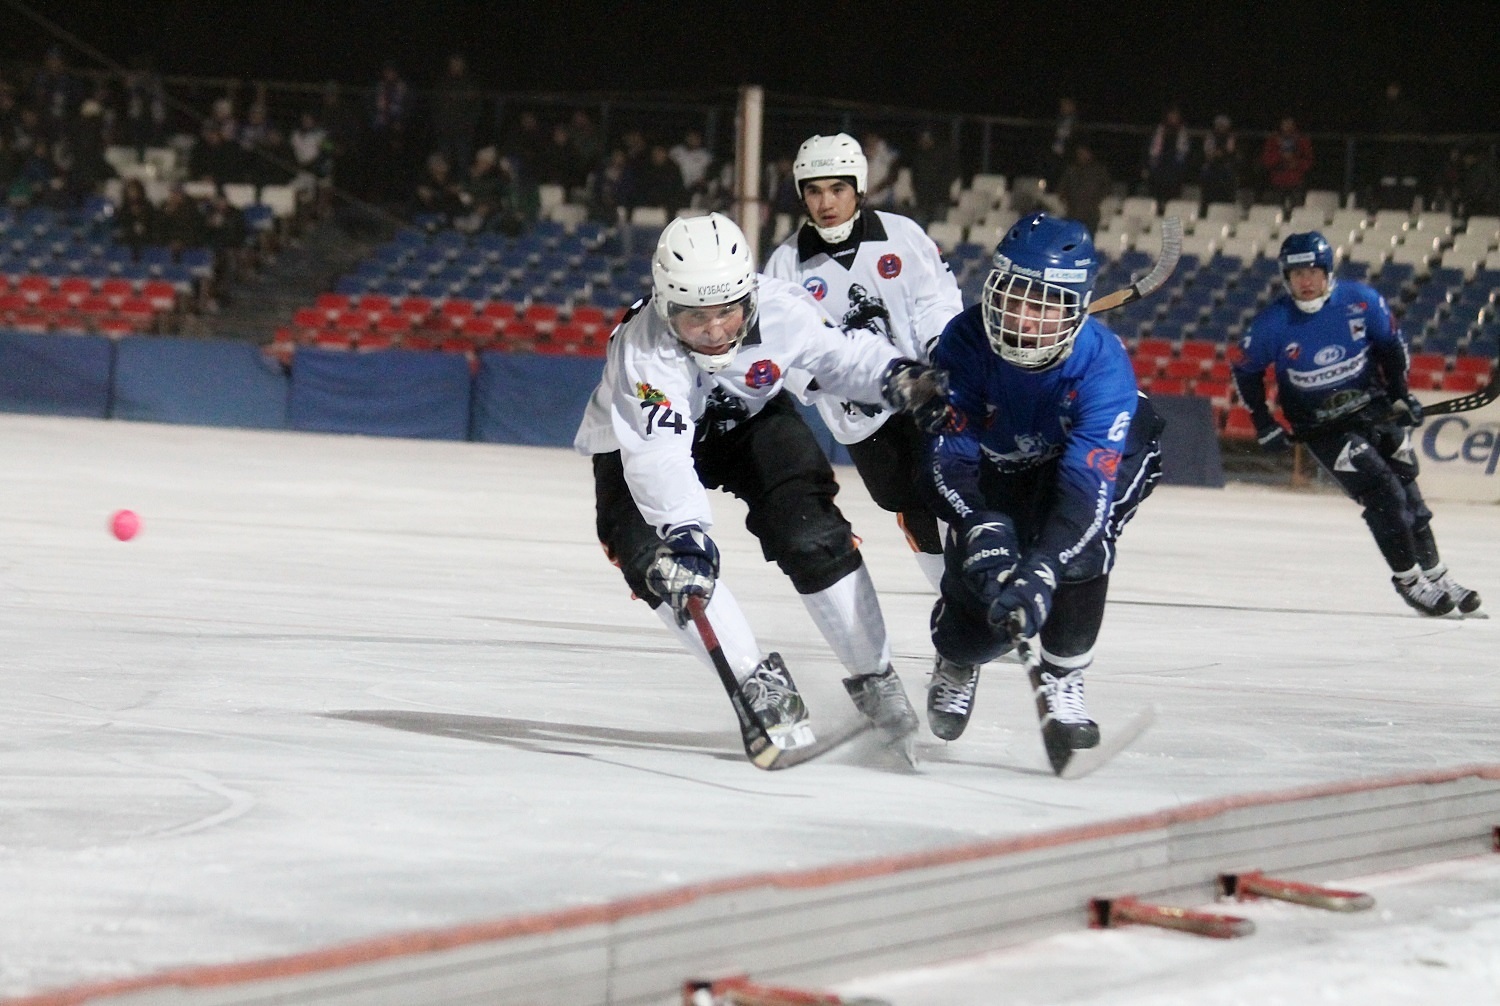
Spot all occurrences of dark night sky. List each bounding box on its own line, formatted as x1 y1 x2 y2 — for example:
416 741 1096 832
3 1 1497 134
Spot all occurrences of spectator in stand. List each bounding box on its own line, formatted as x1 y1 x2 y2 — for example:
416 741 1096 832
1370 81 1426 211
189 121 242 188
1199 114 1240 208
121 61 167 152
412 151 466 223
911 127 960 227
567 109 605 186
533 121 584 196
457 145 523 235
668 128 714 201
290 109 331 211
114 178 157 250
765 154 801 218
1039 96 1078 187
317 81 363 199
1055 142 1111 235
30 47 78 143
431 53 484 180
1141 105 1191 204
587 146 635 223
368 61 413 201
201 187 248 307
1259 115 1314 210
861 131 899 209
67 97 114 198
155 184 206 252
207 95 240 149
635 143 688 217
1447 142 1500 218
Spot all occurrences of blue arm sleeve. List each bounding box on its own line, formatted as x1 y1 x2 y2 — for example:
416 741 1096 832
1231 316 1278 425
926 313 988 530
1365 295 1410 397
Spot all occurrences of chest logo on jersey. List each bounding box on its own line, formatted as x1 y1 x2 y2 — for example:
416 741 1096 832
1285 341 1301 361
877 253 902 278
803 276 828 301
744 359 781 389
1348 318 1367 341
1347 302 1368 314
1314 345 1345 366
634 381 668 406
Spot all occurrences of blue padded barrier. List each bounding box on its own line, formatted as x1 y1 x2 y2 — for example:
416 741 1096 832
471 351 603 447
1151 393 1226 488
288 348 473 440
0 330 113 417
112 336 288 428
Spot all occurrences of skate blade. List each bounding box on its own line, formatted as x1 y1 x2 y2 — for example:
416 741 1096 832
767 721 817 751
1058 705 1156 780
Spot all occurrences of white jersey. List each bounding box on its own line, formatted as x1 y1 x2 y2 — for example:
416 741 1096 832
573 275 907 536
764 209 963 444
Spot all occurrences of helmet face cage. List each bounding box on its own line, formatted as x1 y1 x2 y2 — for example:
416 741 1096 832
980 213 1098 369
981 267 1087 368
662 292 758 372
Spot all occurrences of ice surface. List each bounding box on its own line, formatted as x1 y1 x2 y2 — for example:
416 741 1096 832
1 414 1495 999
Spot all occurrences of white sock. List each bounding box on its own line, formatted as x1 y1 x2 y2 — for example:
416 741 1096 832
799 564 892 677
654 581 763 681
914 550 946 594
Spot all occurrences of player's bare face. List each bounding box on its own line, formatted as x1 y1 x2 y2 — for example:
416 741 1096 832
672 302 746 356
801 178 858 230
1001 292 1067 349
1287 266 1329 302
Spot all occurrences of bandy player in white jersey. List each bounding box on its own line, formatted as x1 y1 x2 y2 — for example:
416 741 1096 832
764 133 964 592
575 212 951 764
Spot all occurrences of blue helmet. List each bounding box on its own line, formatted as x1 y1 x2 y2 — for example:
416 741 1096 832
982 212 1098 368
1277 231 1336 312
1278 231 1335 277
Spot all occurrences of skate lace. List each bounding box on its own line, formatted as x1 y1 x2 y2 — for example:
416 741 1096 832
930 664 977 715
1430 572 1471 600
743 666 797 719
1041 669 1091 725
1400 575 1450 608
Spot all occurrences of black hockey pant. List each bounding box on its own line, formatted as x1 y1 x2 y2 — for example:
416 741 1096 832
1300 415 1438 573
845 411 944 555
593 393 864 611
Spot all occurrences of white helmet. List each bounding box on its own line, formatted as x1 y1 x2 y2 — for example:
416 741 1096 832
652 212 758 373
792 133 867 195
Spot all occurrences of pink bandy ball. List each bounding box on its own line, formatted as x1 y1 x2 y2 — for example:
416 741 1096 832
110 509 141 541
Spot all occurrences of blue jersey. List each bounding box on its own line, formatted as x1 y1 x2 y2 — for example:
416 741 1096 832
1232 280 1410 432
928 306 1140 572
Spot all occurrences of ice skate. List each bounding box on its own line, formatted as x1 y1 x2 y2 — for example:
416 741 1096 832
1392 570 1457 616
1029 664 1100 773
843 665 919 763
927 656 980 741
1425 566 1482 615
740 653 814 751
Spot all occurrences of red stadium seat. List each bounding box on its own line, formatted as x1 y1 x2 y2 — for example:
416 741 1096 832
16 276 52 302
1162 358 1204 380
1222 406 1258 439
1131 356 1160 380
315 292 351 318
141 281 177 312
1452 355 1493 377
58 277 94 305
1440 371 1482 392
99 278 134 307
1176 341 1220 364
1134 337 1174 361
1150 376 1187 396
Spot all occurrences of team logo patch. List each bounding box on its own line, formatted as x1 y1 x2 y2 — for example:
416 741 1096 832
1086 448 1122 480
1314 345 1344 366
1349 318 1367 341
877 253 902 278
1286 342 1301 361
744 359 781 389
803 276 828 300
635 381 668 405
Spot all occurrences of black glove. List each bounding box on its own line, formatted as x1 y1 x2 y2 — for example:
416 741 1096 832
957 513 1020 607
1391 392 1424 427
1254 419 1292 454
646 524 720 626
881 360 953 433
988 556 1057 640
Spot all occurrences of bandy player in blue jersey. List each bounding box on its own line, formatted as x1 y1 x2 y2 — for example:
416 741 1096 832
919 213 1164 762
1232 231 1480 617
